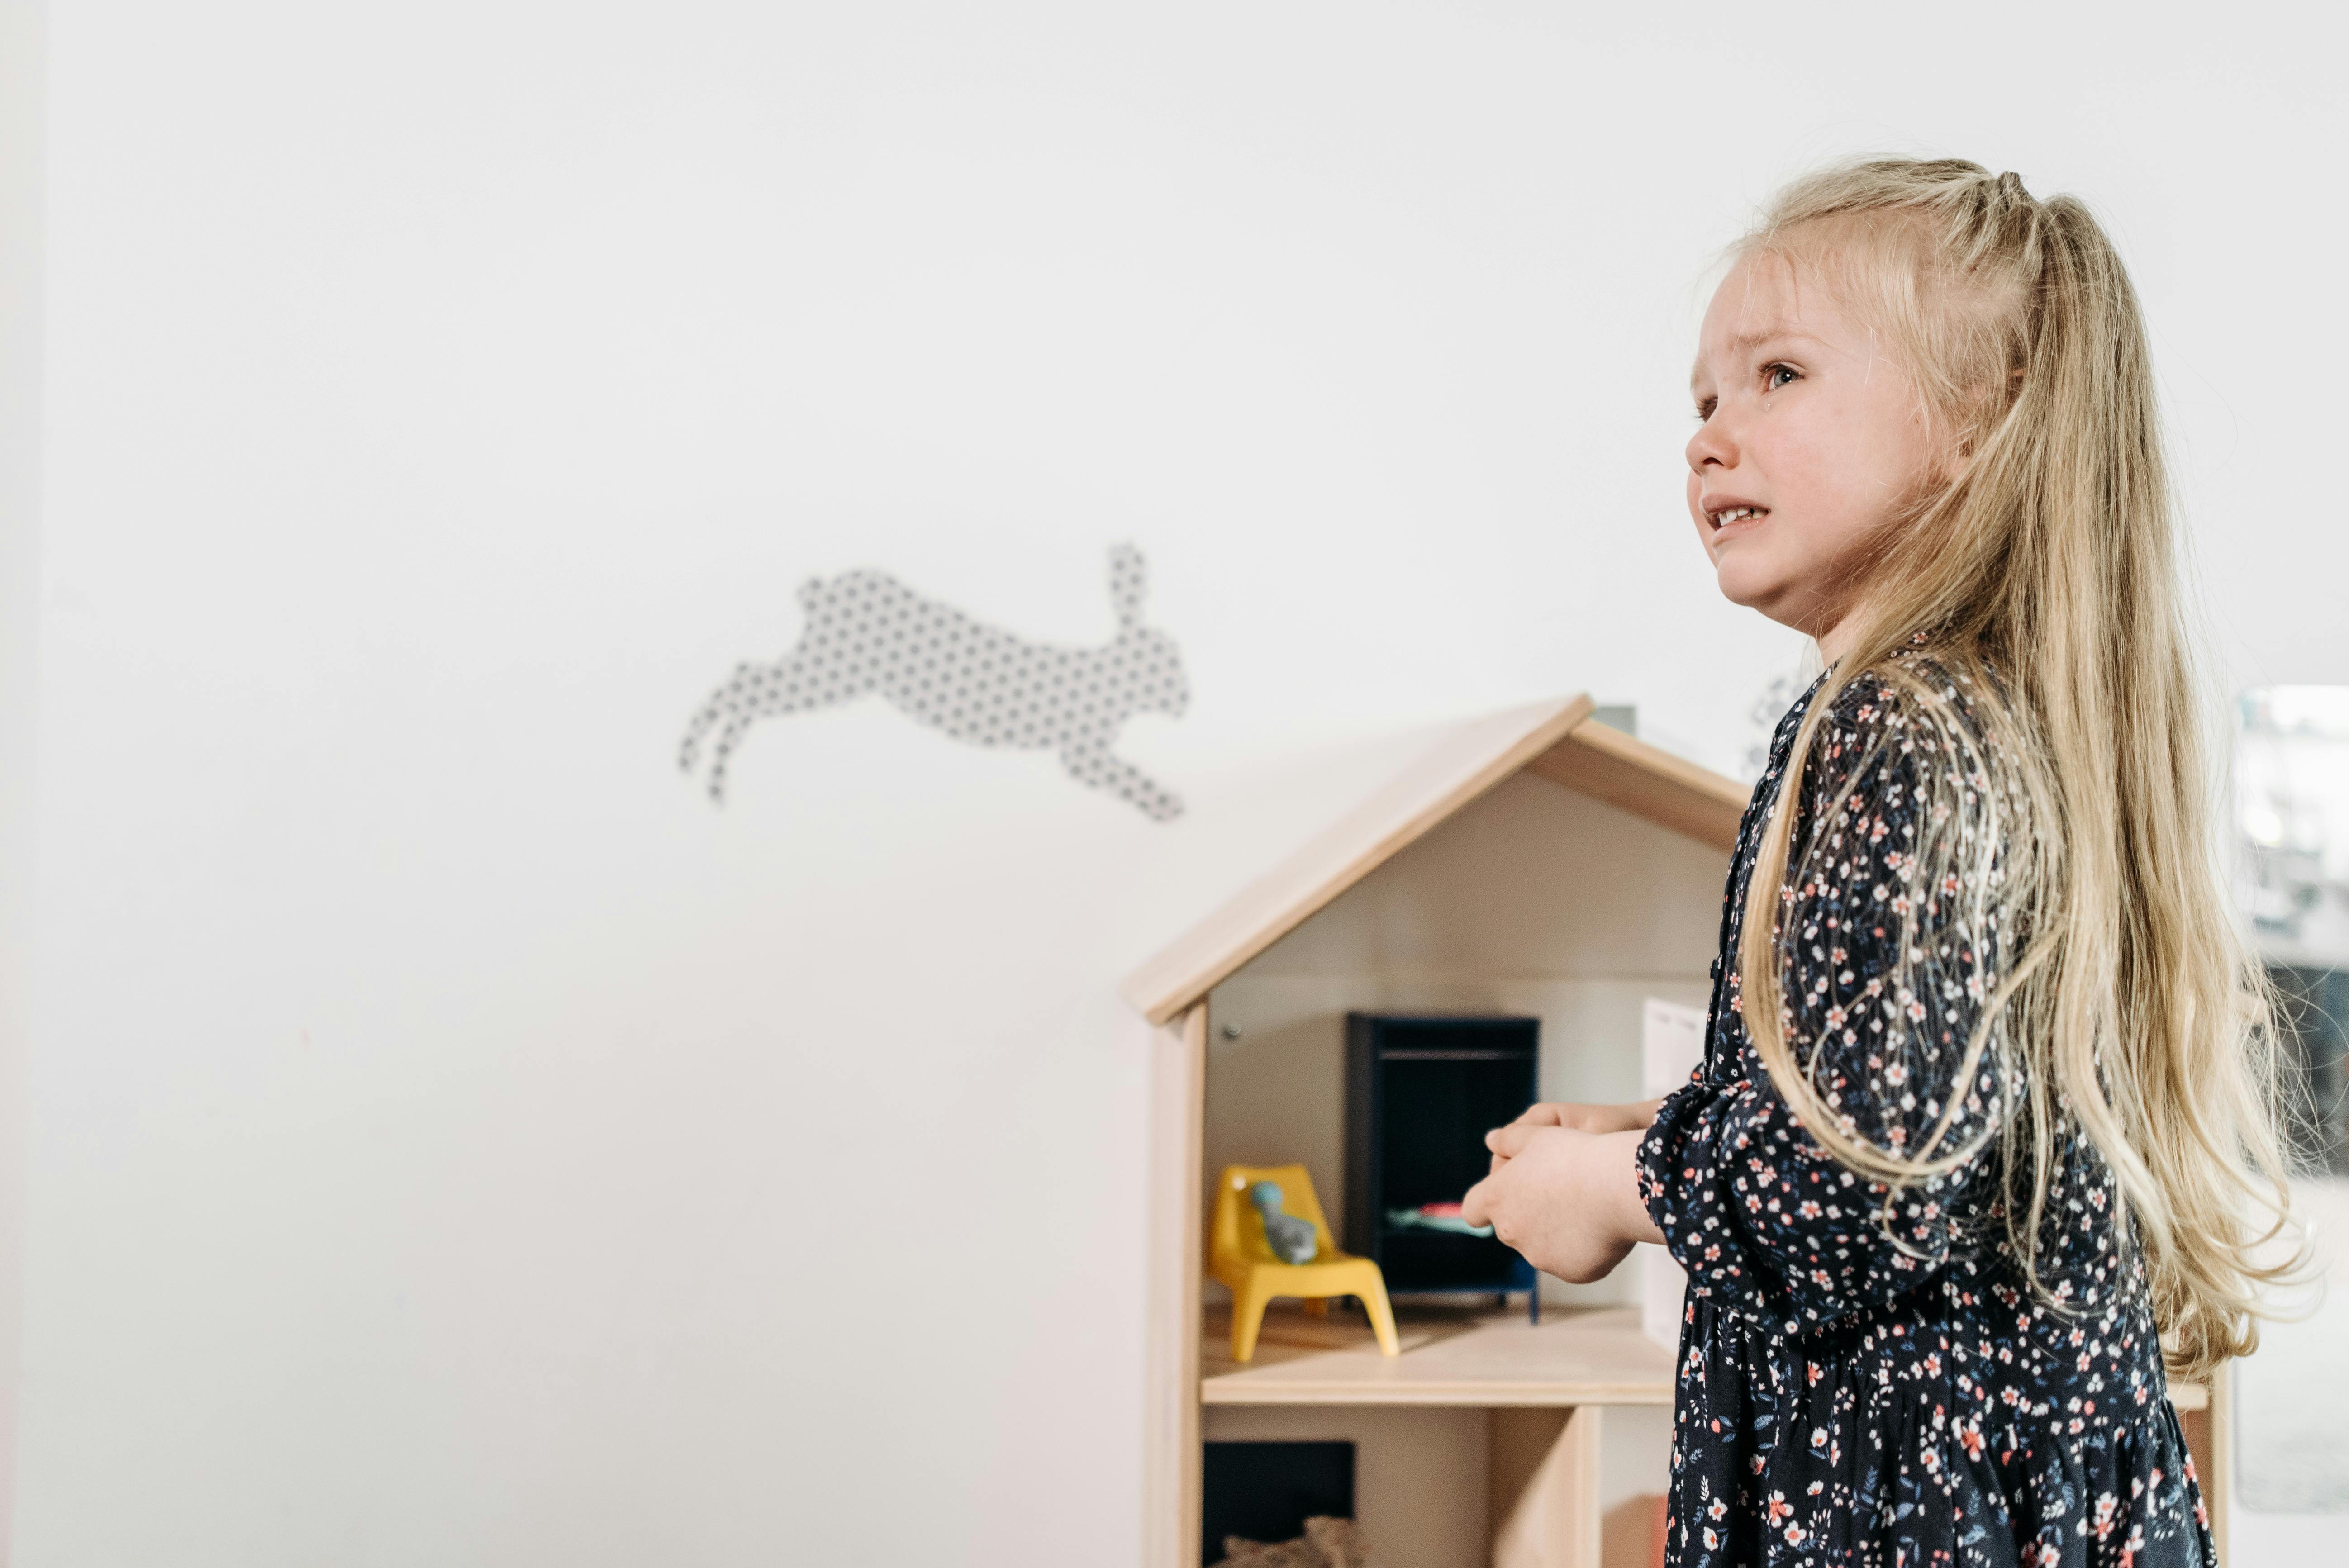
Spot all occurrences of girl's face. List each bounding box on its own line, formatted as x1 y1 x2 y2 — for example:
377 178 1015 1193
1685 247 1948 656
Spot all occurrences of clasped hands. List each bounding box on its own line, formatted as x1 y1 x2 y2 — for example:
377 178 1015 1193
1458 1100 1668 1284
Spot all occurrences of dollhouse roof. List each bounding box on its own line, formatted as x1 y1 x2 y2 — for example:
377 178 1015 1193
1120 694 1754 1026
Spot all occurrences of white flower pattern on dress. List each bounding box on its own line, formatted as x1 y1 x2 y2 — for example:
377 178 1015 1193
1636 667 2214 1568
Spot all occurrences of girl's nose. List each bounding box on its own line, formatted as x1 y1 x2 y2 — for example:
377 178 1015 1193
1686 409 1735 475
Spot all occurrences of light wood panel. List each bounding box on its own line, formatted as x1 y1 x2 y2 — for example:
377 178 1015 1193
1602 1496 1668 1568
1523 721 1750 853
1121 697 1595 1025
1491 1406 1602 1568
1201 1304 1673 1408
1142 1006 1207 1568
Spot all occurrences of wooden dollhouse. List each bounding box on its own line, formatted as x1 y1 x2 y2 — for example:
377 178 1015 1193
1121 694 2228 1568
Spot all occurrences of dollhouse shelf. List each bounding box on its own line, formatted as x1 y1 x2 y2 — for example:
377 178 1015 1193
1200 1301 2208 1411
1200 1303 1674 1407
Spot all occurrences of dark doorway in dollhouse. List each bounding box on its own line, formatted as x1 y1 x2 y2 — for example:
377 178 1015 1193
1342 1014 1540 1319
1201 1441 1355 1566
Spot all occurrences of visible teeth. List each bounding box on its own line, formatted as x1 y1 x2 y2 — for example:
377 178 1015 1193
1715 506 1763 525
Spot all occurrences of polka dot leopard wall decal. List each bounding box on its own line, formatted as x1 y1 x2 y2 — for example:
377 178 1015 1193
679 544 1190 820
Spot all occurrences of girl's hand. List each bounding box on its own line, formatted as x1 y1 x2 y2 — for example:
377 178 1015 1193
1460 1127 1665 1284
1503 1100 1664 1137
1484 1101 1661 1176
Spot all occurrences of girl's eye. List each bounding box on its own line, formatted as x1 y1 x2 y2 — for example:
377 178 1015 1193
1693 396 1717 423
1765 363 1800 391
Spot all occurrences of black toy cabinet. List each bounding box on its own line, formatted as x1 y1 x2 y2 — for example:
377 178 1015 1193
1342 1014 1539 1313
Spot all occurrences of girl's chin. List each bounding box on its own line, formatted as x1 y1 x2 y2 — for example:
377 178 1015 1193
1709 553 1788 612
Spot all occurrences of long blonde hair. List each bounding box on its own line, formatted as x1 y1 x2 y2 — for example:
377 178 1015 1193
1729 158 2297 1380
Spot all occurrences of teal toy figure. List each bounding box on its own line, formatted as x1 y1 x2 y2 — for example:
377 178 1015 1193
1249 1181 1320 1265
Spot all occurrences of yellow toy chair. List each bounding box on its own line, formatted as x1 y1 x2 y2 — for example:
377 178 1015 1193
1208 1164 1400 1364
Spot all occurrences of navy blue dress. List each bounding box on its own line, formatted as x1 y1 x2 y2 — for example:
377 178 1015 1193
1636 669 2214 1567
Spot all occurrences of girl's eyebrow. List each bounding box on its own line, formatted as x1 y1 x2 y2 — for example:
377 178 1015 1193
1728 327 1821 355
1690 328 1826 388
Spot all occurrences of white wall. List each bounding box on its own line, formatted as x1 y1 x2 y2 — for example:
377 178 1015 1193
0 0 39 1551
19 4 2349 1564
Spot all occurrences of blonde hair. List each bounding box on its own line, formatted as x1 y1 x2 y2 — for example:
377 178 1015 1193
1727 157 2298 1380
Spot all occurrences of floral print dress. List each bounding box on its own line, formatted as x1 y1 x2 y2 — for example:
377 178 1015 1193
1636 669 2214 1568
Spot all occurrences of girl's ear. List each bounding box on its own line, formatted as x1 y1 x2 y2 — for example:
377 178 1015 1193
1944 370 2026 477
1944 423 1985 484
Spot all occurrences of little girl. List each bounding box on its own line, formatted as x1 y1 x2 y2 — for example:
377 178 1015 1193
1461 159 2297 1567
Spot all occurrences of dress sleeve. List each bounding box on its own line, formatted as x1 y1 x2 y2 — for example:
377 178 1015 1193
1637 675 2011 1335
